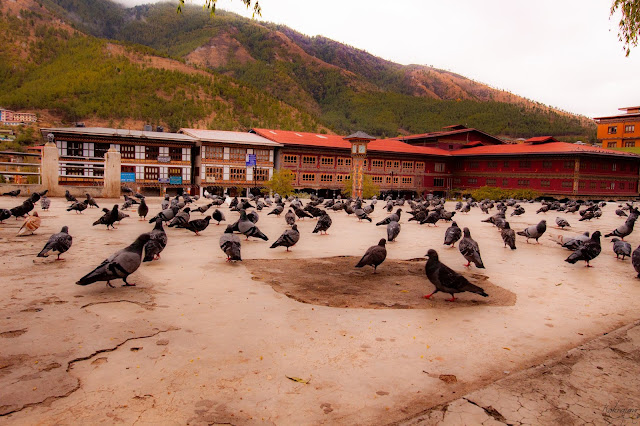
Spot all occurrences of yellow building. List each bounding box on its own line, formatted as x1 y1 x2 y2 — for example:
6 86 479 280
595 106 640 148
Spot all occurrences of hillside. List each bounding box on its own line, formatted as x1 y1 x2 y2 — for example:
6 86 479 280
2 0 595 141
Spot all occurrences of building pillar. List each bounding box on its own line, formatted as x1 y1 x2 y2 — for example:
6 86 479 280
41 141 62 196
573 157 580 196
104 146 121 198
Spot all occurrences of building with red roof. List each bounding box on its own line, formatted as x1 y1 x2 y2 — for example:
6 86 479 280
595 106 640 149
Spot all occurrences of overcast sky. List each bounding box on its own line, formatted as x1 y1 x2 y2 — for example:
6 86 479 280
114 0 640 118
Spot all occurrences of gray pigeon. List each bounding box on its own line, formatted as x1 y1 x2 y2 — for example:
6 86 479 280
0 208 11 223
312 212 332 235
76 233 151 287
355 239 387 273
555 217 570 229
285 209 296 226
387 221 401 242
238 210 269 241
355 208 372 222
161 195 170 210
247 210 259 224
424 249 488 302
633 245 640 277
517 220 547 243
270 224 300 251
168 207 191 228
615 209 628 218
143 219 167 262
459 227 485 268
376 209 402 226
501 222 516 250
267 205 284 216
443 221 462 247
565 231 602 267
37 226 73 260
212 209 225 225
40 196 50 210
137 198 149 220
149 206 179 223
611 238 632 260
220 225 242 261
555 231 590 251
604 217 636 240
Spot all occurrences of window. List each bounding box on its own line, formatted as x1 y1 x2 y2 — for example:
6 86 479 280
468 161 479 169
205 167 223 182
283 155 298 164
255 168 269 182
336 157 351 167
230 167 246 181
372 159 384 168
608 142 618 148
336 175 346 182
486 178 496 186
255 149 270 163
416 162 425 171
371 176 383 184
503 179 509 186
517 179 529 186
121 166 135 174
204 146 223 160
540 180 550 187
579 181 585 189
543 161 553 169
168 167 181 177
608 126 618 134
600 182 607 189
121 145 135 159
229 148 246 161
434 163 445 172
453 178 461 184
385 160 395 169
402 161 413 170
344 158 352 167
620 182 625 190
302 173 315 182
564 160 574 169
519 160 531 168
144 167 159 180
625 125 635 133
487 161 498 169
612 163 617 171
65 165 84 176
561 181 572 188
320 157 335 167
433 178 444 187
503 161 510 168
402 177 413 185
590 182 597 189
94 143 110 158
590 162 597 170
320 174 333 182
67 142 82 157
386 176 398 184
302 156 316 165
467 178 478 184
601 163 610 171
625 141 636 147
169 147 183 162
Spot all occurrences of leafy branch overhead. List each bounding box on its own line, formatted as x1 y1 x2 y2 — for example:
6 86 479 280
611 0 640 56
177 0 261 16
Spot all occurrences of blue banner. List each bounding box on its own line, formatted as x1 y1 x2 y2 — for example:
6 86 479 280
246 154 256 167
158 178 169 184
121 172 135 182
169 176 183 185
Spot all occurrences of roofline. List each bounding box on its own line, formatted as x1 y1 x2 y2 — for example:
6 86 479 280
394 128 504 144
593 113 640 120
179 129 282 147
40 127 197 142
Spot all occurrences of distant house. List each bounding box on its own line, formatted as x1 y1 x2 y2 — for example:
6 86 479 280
0 108 37 126
594 106 640 148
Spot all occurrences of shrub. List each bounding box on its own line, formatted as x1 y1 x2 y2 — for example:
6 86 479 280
267 168 294 197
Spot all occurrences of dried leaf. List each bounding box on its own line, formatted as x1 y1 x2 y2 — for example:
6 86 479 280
286 375 310 384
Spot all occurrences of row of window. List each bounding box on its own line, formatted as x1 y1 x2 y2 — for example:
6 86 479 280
607 141 636 148
455 177 630 190
283 155 433 171
608 125 636 134
203 147 271 162
204 167 270 182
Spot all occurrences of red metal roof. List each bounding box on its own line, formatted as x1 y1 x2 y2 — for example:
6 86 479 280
392 128 504 144
251 129 451 156
451 142 640 158
525 136 559 143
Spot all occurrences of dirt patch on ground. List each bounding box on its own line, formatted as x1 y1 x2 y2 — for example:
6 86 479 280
245 256 516 309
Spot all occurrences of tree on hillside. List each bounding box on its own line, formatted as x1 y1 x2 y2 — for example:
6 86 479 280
178 0 261 16
611 0 640 56
267 168 294 196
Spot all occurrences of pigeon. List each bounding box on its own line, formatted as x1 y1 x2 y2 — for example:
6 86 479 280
443 222 462 247
3 189 20 197
423 249 488 302
312 212 332 235
137 198 149 221
212 209 225 225
85 193 99 208
134 192 145 200
376 209 402 226
294 207 312 220
604 217 636 240
459 227 485 268
387 221 401 242
517 220 547 243
247 210 259 224
93 205 120 229
40 196 50 210
10 199 34 218
355 239 387 273
220 225 242 261
122 199 134 210
501 222 516 250
270 224 300 251
37 226 72 260
0 208 10 223
143 219 167 262
124 194 139 205
238 210 268 241
565 231 602 267
193 203 213 214
161 195 170 210
149 206 179 223
355 207 372 222
420 211 440 226
611 238 632 260
67 200 88 214
536 205 549 214
552 231 591 251
285 209 296 226
76 233 151 287
267 205 284 216
616 209 628 218
17 212 40 236
65 190 77 202
633 245 640 278
168 207 191 228
555 217 571 229
184 216 212 236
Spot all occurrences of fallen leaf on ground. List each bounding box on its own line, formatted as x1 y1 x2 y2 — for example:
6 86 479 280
286 375 310 384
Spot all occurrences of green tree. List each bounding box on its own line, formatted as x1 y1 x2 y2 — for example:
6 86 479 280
611 0 640 56
177 0 261 17
342 174 380 199
267 168 294 196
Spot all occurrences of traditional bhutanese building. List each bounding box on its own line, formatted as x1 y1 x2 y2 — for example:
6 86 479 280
595 106 640 148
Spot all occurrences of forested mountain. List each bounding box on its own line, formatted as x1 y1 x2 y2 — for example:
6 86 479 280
1 0 595 141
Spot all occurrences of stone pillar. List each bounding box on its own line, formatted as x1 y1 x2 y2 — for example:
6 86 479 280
41 141 62 196
573 158 580 196
104 146 121 198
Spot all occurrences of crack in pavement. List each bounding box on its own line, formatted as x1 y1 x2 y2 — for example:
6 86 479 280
463 398 510 425
80 300 157 310
0 328 178 417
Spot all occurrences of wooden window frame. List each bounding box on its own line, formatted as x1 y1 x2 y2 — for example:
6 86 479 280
144 166 159 180
283 154 298 164
302 156 316 165
121 145 135 159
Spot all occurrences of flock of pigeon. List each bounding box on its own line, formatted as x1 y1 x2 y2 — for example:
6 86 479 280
2 188 640 302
